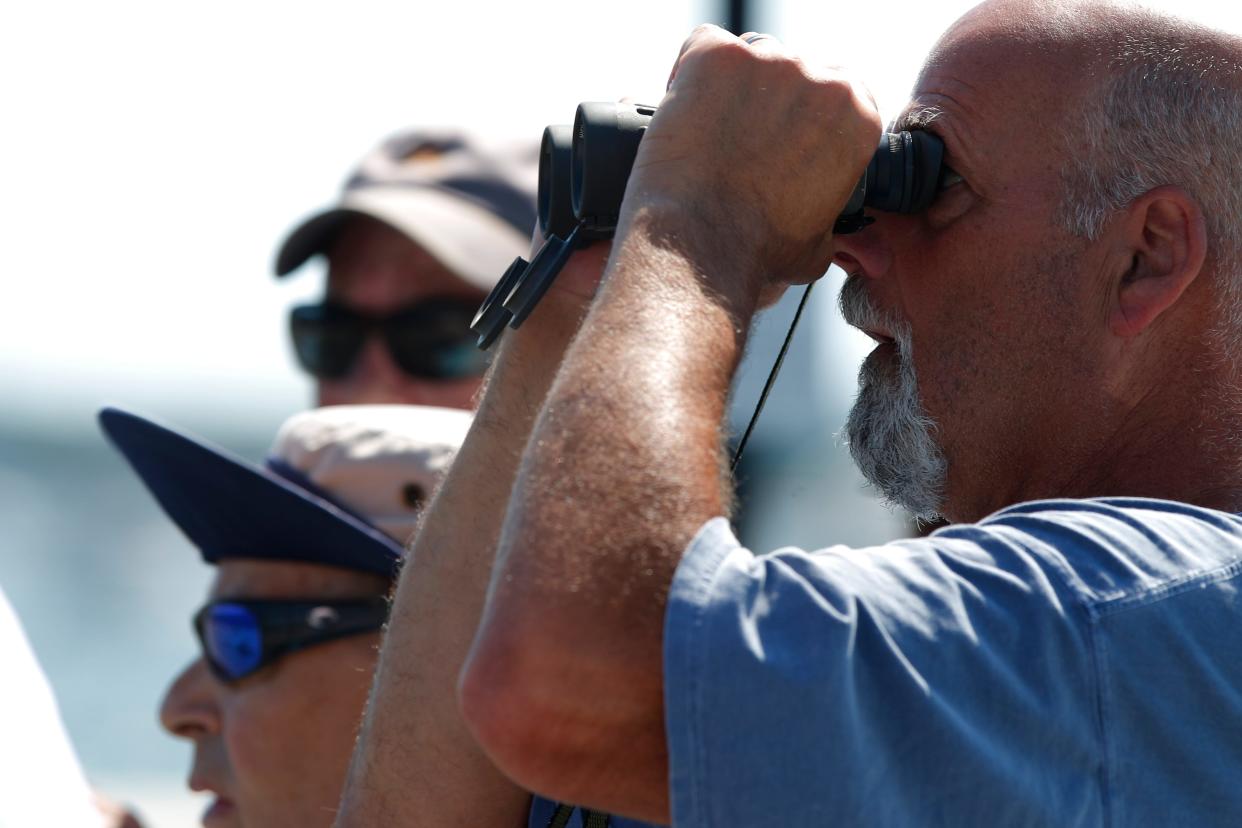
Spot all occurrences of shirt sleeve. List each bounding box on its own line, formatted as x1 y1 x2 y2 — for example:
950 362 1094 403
663 517 1103 827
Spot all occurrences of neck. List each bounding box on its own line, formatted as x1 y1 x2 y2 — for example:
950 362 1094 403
946 357 1242 523
1047 363 1242 515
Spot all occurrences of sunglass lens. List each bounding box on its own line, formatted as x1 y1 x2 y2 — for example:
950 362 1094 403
290 304 365 379
203 603 263 681
387 300 490 379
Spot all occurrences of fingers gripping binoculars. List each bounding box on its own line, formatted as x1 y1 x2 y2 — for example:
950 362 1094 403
471 101 947 349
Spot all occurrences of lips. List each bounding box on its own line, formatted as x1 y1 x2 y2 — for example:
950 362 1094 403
202 795 237 826
189 776 237 827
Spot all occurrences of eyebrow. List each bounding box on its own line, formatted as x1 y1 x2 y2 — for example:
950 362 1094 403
891 104 945 134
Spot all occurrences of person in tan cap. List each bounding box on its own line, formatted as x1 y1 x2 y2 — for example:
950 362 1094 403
275 130 538 409
99 404 471 827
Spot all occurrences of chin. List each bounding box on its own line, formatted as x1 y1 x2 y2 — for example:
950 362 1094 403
845 343 948 522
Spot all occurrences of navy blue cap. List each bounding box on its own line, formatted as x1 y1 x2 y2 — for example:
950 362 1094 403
99 407 405 578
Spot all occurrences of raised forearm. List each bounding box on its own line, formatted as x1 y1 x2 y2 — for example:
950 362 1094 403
459 26 881 821
335 291 589 827
462 207 756 822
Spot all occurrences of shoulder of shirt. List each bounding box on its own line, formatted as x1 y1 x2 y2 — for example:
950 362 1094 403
925 496 1242 614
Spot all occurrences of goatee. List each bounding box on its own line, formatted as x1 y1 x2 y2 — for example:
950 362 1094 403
838 275 948 521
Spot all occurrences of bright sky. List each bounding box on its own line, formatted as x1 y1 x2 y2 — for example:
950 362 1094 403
2 0 1238 436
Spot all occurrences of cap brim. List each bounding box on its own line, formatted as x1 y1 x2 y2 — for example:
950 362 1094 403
273 187 530 292
98 407 403 578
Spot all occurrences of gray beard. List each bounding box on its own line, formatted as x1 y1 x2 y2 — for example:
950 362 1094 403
838 276 948 521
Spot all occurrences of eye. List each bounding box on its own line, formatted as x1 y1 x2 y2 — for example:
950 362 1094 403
937 166 965 191
925 164 973 226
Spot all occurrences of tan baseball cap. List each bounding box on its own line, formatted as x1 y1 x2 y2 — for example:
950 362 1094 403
274 129 538 291
269 404 472 545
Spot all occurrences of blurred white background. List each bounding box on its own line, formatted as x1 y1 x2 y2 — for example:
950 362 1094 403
2 0 1236 824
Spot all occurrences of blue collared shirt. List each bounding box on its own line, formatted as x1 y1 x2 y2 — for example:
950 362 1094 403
534 498 1242 826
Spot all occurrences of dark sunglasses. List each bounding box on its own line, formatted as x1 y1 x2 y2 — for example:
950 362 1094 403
289 298 490 381
192 598 389 684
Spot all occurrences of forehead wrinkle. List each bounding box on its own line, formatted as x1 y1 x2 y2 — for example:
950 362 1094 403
894 87 986 183
905 71 985 134
909 49 1080 205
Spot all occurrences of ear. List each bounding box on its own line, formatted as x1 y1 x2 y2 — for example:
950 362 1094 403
1110 186 1208 338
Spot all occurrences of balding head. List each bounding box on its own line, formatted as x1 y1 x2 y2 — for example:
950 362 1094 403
836 0 1242 520
940 1 1242 338
1052 5 1242 344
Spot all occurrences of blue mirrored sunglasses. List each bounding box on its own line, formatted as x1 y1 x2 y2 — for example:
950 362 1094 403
192 598 388 683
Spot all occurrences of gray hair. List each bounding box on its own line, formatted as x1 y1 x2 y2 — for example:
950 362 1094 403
839 275 948 521
1058 10 1242 338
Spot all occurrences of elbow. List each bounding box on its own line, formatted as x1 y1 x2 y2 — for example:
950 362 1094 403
458 622 568 792
460 613 671 822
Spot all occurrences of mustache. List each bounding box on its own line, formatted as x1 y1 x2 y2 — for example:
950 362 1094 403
837 274 908 342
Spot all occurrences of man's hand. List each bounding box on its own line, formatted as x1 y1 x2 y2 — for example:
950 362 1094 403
624 25 882 306
531 225 612 304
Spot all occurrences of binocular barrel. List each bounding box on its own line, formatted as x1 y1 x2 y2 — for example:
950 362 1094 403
472 101 950 352
538 102 946 241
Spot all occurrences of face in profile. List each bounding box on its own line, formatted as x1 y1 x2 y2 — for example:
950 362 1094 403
831 13 1112 523
315 216 488 409
159 559 389 828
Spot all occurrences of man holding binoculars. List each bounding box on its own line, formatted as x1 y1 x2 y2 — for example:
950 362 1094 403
338 1 1242 825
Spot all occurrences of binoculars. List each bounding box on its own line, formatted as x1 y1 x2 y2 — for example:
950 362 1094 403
472 101 947 349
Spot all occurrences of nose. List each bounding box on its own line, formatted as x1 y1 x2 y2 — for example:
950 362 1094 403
833 216 894 280
160 658 220 741
350 335 407 396
316 334 407 406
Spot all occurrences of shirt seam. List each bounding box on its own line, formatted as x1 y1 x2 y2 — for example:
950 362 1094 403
996 533 1113 826
1085 606 1115 828
1088 558 1242 619
688 557 710 828
670 521 733 828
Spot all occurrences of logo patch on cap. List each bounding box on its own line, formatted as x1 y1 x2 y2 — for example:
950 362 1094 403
402 482 426 510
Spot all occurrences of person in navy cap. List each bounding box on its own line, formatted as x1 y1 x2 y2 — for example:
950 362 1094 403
99 405 470 828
